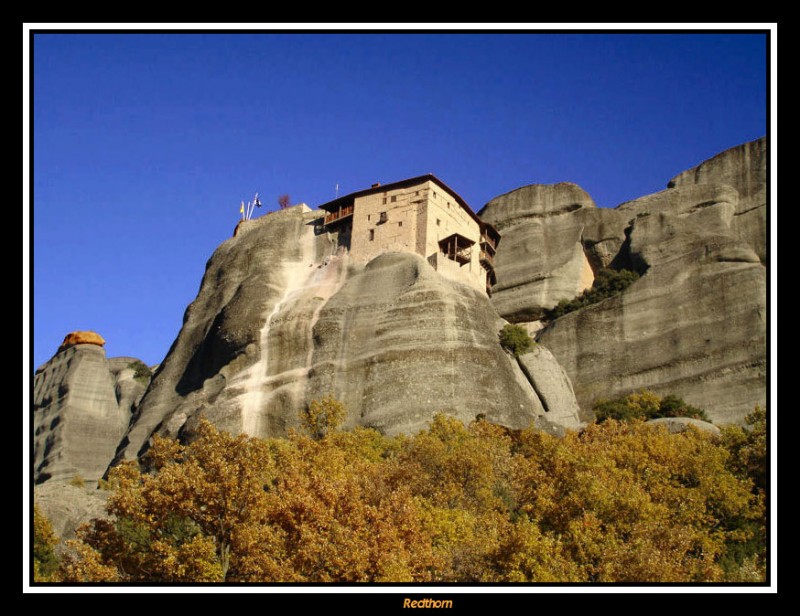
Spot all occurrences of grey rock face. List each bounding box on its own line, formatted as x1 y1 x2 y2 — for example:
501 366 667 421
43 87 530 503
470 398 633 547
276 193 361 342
107 357 149 422
473 138 766 425
304 252 548 436
538 176 766 424
33 344 128 484
517 345 586 428
478 183 601 321
647 417 721 437
111 205 337 462
113 205 582 461
668 136 766 263
34 481 110 541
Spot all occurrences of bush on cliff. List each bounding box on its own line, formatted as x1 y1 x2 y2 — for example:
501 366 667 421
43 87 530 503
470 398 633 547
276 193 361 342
546 268 640 320
592 390 710 423
499 324 534 357
128 360 152 383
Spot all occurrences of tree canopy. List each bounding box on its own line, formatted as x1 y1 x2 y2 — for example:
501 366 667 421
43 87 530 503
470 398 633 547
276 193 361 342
55 402 766 583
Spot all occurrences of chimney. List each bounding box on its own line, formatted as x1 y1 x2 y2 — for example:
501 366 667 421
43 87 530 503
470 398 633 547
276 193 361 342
371 182 381 188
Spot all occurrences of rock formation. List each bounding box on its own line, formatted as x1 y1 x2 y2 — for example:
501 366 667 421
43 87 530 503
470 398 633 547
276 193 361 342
478 183 601 322
481 137 767 424
31 138 767 541
668 137 767 264
33 138 766 484
33 340 151 485
111 206 582 465
646 417 721 437
34 481 110 541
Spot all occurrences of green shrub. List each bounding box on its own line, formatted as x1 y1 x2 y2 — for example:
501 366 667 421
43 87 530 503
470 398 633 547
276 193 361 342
547 268 640 320
128 360 152 383
593 390 710 423
499 324 534 357
69 475 86 488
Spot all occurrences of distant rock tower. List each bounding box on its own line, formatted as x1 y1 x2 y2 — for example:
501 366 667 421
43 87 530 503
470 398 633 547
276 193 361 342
33 332 149 485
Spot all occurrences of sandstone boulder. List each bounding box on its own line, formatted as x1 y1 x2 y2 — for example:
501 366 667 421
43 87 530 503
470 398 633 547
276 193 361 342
517 344 585 428
34 481 109 541
108 357 151 422
647 417 721 437
478 183 600 321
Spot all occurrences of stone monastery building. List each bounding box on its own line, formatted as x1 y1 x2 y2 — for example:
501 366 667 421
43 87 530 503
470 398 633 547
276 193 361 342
319 174 500 295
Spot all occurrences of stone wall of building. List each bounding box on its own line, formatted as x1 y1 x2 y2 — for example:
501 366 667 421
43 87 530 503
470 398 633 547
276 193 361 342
347 179 488 293
349 184 422 262
421 182 486 292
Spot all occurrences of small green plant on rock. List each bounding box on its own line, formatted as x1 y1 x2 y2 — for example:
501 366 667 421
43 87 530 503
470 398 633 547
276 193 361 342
499 324 534 357
128 360 152 383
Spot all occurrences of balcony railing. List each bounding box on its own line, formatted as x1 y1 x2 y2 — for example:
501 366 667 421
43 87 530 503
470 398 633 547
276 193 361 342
324 204 354 225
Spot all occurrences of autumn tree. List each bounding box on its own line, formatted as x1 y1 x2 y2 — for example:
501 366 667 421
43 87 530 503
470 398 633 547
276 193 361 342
300 395 347 440
33 504 60 582
718 406 768 580
511 420 762 582
61 420 277 582
61 417 436 582
58 411 765 583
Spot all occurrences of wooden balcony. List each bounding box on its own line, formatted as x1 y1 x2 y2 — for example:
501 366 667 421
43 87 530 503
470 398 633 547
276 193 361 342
439 233 474 266
479 249 494 269
480 233 497 252
324 204 354 226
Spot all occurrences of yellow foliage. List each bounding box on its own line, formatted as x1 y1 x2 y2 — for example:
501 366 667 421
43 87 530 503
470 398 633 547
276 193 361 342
33 504 60 582
300 395 347 440
59 540 119 582
57 413 765 583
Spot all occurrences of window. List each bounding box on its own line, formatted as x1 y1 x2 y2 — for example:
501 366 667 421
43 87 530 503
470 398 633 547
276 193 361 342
369 229 375 241
433 191 437 198
367 214 371 221
391 195 397 203
415 190 419 196
382 198 387 205
379 211 388 223
436 219 441 226
398 221 403 227
447 202 450 208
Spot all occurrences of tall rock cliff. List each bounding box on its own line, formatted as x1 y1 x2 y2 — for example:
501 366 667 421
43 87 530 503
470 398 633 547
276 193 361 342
481 137 767 424
33 336 150 484
668 137 767 264
111 205 581 465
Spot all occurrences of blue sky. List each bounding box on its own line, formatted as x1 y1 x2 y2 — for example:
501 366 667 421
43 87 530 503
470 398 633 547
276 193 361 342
30 30 768 369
